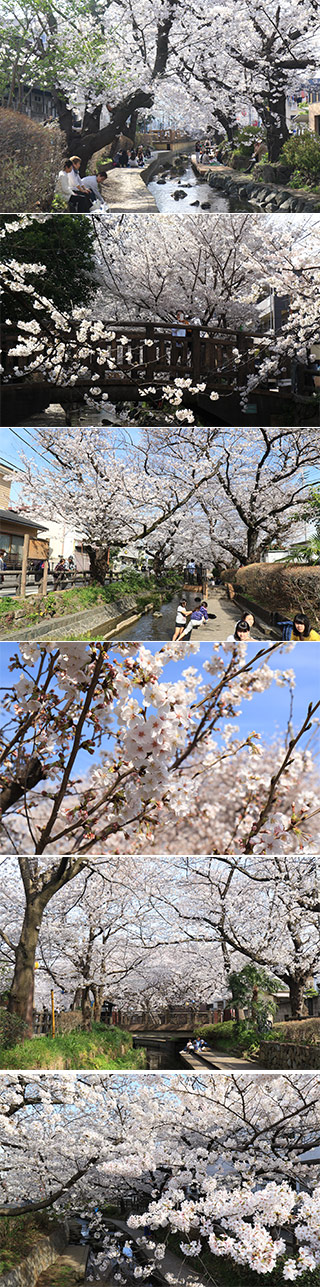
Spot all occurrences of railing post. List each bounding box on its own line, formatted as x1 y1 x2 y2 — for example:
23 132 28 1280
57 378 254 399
20 534 29 599
41 559 49 597
192 327 201 379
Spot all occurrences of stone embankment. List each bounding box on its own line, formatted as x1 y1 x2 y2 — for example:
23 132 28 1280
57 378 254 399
0 1225 68 1287
191 157 320 212
1 595 154 642
260 1041 320 1069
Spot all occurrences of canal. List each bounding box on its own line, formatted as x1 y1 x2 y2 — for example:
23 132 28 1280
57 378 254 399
147 161 260 212
114 591 182 641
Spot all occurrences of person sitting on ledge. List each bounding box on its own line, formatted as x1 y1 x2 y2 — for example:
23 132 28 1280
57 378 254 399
68 156 95 210
289 612 320 642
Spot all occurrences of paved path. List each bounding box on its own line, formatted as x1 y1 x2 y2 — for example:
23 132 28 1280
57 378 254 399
106 1217 208 1287
192 588 265 641
180 1049 253 1071
101 169 158 212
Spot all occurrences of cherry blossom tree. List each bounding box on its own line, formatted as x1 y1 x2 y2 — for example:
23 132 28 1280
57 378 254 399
9 426 320 575
1 1072 320 1282
2 855 319 1025
0 641 319 1031
1 0 319 167
2 215 319 420
157 856 320 1019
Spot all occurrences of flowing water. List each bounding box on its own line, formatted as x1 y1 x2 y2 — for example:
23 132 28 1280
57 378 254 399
113 592 183 641
148 161 259 213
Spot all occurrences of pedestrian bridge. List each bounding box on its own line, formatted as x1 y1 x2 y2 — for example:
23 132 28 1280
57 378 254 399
3 321 257 389
3 322 318 425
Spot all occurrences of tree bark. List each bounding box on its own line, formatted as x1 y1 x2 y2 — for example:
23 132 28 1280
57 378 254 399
288 975 307 1020
54 89 154 174
0 757 45 815
261 90 289 162
87 544 109 584
7 895 47 1038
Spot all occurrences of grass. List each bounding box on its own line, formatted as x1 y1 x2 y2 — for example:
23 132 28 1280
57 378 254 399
0 1022 147 1070
37 1262 81 1287
0 571 181 630
0 1212 53 1276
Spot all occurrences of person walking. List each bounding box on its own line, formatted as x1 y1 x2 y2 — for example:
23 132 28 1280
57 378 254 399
53 557 67 590
196 562 203 590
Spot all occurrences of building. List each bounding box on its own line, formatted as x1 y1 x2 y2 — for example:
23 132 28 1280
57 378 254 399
2 87 58 122
0 458 88 570
256 290 290 335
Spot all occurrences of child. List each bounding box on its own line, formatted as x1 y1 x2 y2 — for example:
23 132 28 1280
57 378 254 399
172 597 192 640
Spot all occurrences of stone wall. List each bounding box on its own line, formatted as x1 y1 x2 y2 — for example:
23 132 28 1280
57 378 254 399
206 166 320 212
260 1041 320 1069
0 1224 67 1287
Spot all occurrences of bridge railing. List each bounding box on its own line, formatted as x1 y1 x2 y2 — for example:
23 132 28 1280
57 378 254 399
1 322 256 388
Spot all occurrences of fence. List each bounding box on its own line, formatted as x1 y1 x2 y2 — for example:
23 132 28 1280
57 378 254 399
34 1008 83 1036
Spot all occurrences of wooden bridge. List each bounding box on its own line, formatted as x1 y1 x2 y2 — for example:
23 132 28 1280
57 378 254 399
2 322 318 425
2 321 256 389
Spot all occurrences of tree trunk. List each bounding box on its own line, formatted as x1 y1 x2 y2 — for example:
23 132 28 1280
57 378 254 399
87 545 109 584
264 90 289 162
288 975 306 1019
8 897 46 1038
54 89 154 174
82 987 93 1030
128 110 138 144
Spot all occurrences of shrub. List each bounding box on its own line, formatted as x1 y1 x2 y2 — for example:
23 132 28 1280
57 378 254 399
0 1006 28 1047
194 1019 260 1056
270 1018 320 1045
280 132 320 186
232 125 265 156
0 107 66 211
232 562 320 629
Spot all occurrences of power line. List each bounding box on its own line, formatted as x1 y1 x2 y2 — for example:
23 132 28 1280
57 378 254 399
6 428 60 471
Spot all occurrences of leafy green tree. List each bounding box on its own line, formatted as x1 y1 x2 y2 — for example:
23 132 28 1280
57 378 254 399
227 964 281 1029
310 489 320 544
1 214 96 324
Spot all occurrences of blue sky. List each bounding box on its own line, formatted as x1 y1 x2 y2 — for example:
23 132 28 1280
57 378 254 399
0 642 319 778
1 428 320 506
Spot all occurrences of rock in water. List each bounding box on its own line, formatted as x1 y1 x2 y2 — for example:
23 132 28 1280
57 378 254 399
173 189 188 199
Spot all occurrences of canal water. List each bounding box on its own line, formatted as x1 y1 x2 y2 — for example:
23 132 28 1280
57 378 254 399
148 161 259 213
114 591 183 641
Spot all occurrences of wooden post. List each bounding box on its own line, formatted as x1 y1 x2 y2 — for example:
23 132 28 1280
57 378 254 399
40 559 48 597
51 989 55 1038
192 327 201 379
20 534 30 599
